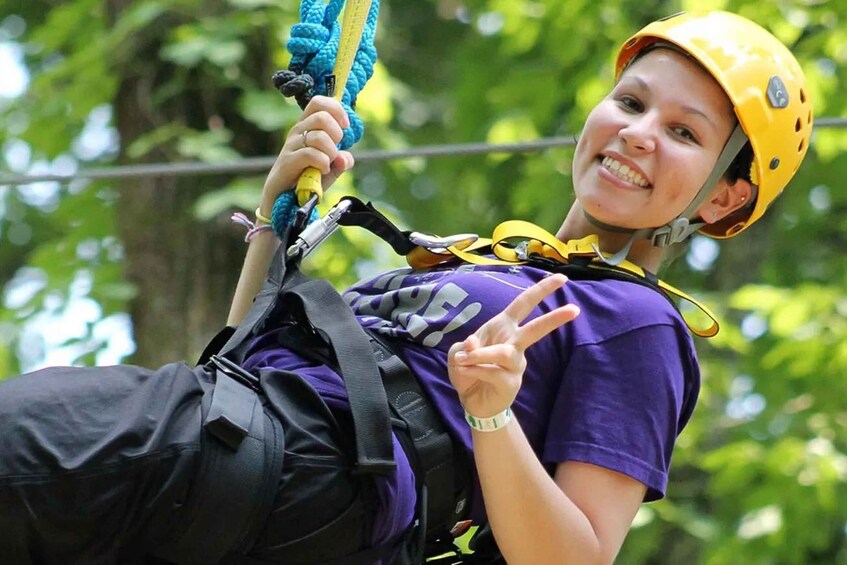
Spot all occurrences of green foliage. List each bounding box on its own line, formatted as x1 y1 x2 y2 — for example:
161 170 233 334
1 0 847 562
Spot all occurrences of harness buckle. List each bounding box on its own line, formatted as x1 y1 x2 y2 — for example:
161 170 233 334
205 355 261 451
209 354 260 392
514 240 530 260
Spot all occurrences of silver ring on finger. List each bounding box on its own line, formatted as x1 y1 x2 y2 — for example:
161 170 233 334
301 130 310 149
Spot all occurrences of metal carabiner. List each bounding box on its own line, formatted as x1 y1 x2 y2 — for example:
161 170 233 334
407 232 479 253
286 198 354 259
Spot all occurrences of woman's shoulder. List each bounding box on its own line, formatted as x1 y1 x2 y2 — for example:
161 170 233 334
562 277 691 346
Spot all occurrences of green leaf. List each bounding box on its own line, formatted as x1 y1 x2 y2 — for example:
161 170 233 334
192 177 264 220
238 89 301 131
176 129 242 162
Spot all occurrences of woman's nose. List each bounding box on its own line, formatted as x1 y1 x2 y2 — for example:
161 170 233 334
619 115 657 152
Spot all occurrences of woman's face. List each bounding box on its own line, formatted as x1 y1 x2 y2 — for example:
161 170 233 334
572 48 737 230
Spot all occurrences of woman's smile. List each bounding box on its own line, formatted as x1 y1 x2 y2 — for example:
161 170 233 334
597 154 651 189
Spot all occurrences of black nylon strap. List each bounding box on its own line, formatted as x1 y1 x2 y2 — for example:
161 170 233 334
208 221 395 474
216 241 289 365
204 368 257 450
154 371 278 564
370 333 467 538
197 325 235 366
337 197 417 256
211 198 412 368
282 271 395 474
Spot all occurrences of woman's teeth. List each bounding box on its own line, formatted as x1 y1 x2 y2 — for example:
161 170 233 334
601 156 649 187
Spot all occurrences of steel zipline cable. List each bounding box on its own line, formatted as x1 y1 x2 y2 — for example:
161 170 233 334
1 117 846 187
0 137 578 186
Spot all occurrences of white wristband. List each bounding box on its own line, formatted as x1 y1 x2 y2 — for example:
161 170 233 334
465 407 513 432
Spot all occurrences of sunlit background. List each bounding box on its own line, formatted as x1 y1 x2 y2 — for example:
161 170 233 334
1 15 131 368
1 1 846 561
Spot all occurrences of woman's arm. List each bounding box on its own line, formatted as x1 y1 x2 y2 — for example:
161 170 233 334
473 422 646 564
448 274 645 563
226 229 281 326
226 96 354 326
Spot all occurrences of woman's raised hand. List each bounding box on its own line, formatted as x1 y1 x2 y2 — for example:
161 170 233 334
260 96 355 215
448 274 580 420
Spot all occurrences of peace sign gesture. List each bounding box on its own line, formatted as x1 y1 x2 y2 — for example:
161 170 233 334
447 274 580 421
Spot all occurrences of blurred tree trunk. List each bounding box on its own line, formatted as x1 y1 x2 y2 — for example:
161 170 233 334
105 0 275 368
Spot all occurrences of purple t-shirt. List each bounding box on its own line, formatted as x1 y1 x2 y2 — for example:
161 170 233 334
245 262 700 550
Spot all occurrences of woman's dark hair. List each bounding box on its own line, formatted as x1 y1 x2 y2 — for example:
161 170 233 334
724 141 755 184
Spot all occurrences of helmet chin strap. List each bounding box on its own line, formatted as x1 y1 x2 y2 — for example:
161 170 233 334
586 124 749 266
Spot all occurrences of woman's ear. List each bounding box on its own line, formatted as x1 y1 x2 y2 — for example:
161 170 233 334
699 178 754 225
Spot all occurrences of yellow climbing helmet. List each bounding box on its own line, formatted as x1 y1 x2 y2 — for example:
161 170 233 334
616 11 812 238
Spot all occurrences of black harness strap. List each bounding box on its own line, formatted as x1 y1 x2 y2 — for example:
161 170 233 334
152 365 284 564
280 271 396 474
210 228 396 475
214 242 290 366
529 255 681 312
369 332 468 538
185 206 473 562
337 197 418 256
269 324 470 556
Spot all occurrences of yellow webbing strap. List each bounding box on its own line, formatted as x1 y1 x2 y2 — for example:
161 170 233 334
406 220 719 338
295 0 374 206
405 238 492 268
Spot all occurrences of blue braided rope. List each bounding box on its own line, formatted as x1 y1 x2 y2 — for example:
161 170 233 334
275 0 380 237
286 0 380 150
272 191 320 237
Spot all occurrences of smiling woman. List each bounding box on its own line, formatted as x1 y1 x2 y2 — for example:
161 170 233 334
560 11 811 272
0 10 814 565
570 48 743 246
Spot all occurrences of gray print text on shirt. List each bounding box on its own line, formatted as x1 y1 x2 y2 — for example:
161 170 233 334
345 272 482 347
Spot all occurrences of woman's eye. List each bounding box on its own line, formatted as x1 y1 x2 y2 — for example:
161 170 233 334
618 96 643 112
672 126 698 143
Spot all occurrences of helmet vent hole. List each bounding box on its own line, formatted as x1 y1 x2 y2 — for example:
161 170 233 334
807 110 812 124
728 223 745 235
795 118 802 132
798 139 805 152
800 88 806 103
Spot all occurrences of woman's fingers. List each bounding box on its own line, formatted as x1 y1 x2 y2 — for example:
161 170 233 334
321 151 355 189
281 97 351 177
450 363 522 387
449 275 578 418
514 303 580 351
452 343 525 373
329 150 354 176
501 274 568 324
291 97 349 149
291 124 341 154
452 304 578 374
301 95 350 128
264 97 353 196
274 145 332 175
464 333 481 352
477 274 578 351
